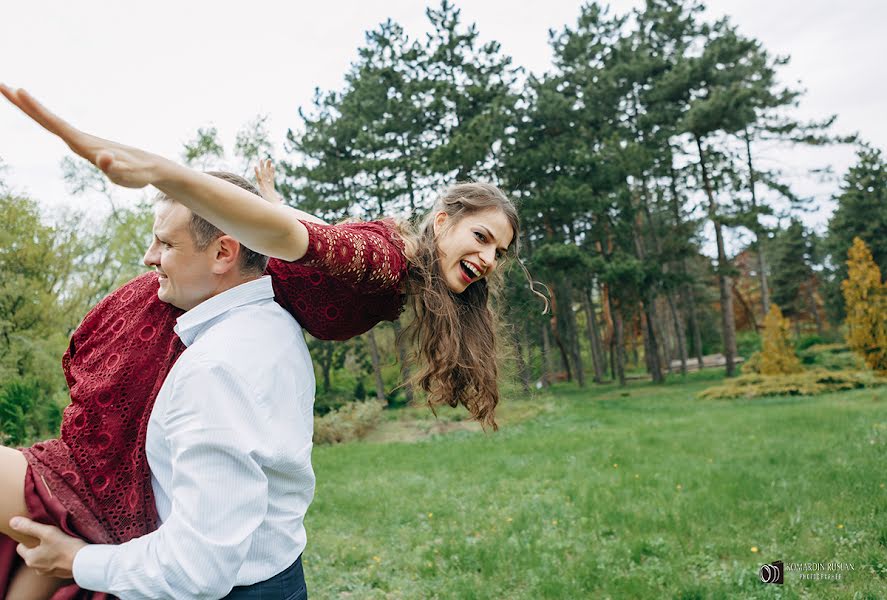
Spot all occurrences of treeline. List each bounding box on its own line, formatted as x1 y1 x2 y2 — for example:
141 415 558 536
275 0 883 396
2 1 886 443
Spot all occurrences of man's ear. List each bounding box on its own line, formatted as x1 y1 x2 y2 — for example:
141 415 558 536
212 235 241 275
432 211 448 236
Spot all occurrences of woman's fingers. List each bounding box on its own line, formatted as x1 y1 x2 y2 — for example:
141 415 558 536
2 87 75 141
1 86 101 161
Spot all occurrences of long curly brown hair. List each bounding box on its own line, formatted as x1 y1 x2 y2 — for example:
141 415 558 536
396 182 542 431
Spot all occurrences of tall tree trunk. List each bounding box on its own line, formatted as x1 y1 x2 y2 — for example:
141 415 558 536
665 292 688 376
805 282 825 336
549 286 573 382
582 286 606 383
557 281 585 387
641 300 665 383
638 182 685 376
696 136 738 377
745 128 771 316
365 328 386 402
513 326 531 393
629 203 664 383
681 275 705 369
610 303 625 385
541 321 553 388
667 157 703 370
319 343 333 394
390 319 414 403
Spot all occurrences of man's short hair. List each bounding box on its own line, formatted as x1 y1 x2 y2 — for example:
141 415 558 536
155 171 270 275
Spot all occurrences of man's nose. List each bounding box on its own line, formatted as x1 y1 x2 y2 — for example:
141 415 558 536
143 242 159 268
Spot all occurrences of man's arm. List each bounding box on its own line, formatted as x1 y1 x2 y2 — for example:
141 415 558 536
73 360 268 599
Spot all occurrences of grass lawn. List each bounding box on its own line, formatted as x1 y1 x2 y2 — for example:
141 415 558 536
304 369 887 599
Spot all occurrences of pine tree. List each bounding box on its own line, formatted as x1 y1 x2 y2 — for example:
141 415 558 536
825 145 887 320
753 304 802 375
842 237 887 373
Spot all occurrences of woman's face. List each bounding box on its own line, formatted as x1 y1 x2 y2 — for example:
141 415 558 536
434 207 515 293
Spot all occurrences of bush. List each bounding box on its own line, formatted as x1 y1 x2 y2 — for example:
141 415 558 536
698 369 884 400
0 378 62 446
798 343 865 370
796 334 828 351
744 304 802 376
735 331 762 359
314 399 386 445
842 237 887 373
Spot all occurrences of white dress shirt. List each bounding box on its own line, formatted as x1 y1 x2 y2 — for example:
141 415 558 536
73 276 316 599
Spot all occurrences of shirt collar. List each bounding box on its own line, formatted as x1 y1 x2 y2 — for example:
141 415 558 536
174 276 274 347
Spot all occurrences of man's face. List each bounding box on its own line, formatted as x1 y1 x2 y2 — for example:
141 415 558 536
143 202 218 311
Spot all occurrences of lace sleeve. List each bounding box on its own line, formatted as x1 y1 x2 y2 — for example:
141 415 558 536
294 219 407 294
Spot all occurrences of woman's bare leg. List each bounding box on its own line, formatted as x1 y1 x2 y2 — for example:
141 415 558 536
0 446 37 546
7 566 67 600
1 446 68 599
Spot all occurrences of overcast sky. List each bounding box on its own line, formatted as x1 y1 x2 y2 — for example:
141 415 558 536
1 0 884 243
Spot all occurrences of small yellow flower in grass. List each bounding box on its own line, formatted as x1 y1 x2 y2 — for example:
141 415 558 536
372 556 382 563
676 484 683 490
427 512 433 519
613 463 618 468
634 474 639 479
552 519 558 526
751 546 759 553
837 524 844 529
881 483 885 489
506 517 513 523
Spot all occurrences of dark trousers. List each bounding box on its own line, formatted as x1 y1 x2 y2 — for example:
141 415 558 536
222 555 307 600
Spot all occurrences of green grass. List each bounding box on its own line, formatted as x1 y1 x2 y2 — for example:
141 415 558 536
304 369 887 599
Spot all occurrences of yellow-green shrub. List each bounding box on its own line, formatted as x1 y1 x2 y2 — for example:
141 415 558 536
744 304 802 375
698 369 884 400
842 237 887 373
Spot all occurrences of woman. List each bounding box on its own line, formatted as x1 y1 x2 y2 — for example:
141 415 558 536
0 86 543 598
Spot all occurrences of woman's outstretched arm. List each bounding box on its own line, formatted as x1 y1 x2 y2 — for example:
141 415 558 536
0 86 313 260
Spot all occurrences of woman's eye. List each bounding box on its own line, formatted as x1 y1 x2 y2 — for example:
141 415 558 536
474 231 486 242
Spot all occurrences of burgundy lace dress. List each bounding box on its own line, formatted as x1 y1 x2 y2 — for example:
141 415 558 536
0 220 406 599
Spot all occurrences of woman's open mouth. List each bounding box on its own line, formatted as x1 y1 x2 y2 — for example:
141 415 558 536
460 260 480 283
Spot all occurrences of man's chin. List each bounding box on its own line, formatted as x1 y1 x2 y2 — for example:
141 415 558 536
156 287 173 306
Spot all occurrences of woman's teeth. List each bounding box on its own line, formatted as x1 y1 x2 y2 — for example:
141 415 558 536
461 260 481 279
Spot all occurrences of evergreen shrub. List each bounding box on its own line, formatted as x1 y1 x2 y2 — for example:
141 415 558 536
697 369 883 400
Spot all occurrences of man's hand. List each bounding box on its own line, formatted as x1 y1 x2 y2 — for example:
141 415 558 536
9 517 87 579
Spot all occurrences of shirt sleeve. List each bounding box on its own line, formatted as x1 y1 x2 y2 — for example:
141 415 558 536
73 359 269 600
286 219 407 294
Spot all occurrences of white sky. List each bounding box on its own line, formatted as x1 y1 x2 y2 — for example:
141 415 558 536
1 0 884 246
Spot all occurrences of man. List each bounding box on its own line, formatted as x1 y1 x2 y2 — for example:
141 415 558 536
11 173 315 599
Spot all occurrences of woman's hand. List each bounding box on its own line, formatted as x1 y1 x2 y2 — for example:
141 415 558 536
255 158 283 205
0 85 164 189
